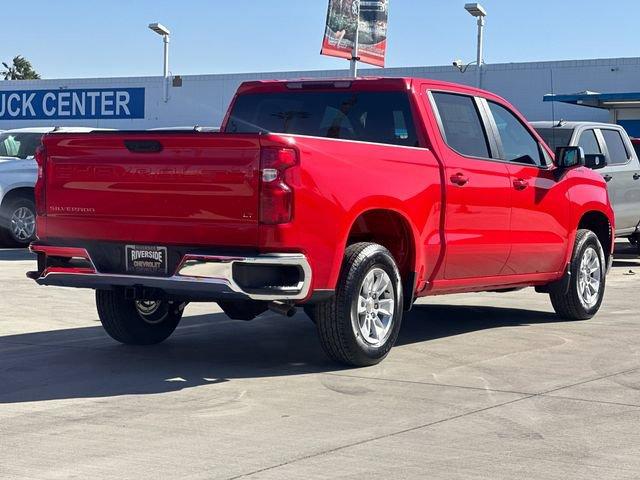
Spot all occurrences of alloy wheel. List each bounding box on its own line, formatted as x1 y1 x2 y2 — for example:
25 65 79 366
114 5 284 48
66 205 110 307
352 267 395 346
577 246 602 309
10 206 36 242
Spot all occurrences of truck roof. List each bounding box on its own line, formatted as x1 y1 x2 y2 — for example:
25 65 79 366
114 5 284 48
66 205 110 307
530 121 623 130
235 77 503 100
1 127 112 134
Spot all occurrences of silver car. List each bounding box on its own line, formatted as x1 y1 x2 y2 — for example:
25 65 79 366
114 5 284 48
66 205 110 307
0 127 110 247
533 121 640 248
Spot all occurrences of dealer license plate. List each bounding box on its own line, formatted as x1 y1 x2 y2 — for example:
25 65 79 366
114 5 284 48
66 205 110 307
125 245 168 276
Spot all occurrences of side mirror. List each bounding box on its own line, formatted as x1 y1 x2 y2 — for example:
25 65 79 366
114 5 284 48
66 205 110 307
584 153 607 170
556 146 585 169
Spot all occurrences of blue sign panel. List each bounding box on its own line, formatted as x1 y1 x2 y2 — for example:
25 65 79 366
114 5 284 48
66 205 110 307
0 88 145 120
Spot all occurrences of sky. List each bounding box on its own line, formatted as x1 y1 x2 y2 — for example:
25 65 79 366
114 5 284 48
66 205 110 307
2 0 639 80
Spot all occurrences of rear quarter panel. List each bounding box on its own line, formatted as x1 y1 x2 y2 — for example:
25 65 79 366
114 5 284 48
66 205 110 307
259 134 442 292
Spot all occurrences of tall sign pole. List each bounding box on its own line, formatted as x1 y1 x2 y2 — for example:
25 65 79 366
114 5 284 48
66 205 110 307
321 0 389 75
350 2 361 78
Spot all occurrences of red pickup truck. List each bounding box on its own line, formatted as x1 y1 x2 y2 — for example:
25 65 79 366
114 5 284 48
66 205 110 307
29 78 614 366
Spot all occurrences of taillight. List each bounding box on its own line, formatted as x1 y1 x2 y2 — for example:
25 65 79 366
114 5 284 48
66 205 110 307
34 145 47 216
259 147 298 224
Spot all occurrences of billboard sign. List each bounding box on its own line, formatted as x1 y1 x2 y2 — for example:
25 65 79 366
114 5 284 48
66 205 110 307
321 0 389 67
0 88 145 120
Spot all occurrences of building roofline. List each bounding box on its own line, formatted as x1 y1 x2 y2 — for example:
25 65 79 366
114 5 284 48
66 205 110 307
1 56 639 87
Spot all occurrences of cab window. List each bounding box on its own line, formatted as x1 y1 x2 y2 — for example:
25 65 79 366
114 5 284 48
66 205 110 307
601 129 630 165
488 102 544 166
0 132 43 159
431 92 490 158
578 129 601 154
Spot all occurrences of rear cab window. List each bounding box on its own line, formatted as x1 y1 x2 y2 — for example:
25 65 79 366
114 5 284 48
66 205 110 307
225 90 419 147
601 129 630 165
430 92 490 158
534 128 574 151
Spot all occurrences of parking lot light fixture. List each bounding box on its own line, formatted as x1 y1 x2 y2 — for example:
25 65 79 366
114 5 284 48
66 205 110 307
148 23 171 102
464 3 487 89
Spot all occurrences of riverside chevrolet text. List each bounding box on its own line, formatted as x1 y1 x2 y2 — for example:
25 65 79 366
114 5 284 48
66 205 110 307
28 78 615 366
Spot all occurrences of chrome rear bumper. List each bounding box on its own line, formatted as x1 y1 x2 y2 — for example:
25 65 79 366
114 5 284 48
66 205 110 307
28 246 312 302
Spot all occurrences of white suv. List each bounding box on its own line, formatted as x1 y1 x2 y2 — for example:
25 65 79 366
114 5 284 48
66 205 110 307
0 127 104 247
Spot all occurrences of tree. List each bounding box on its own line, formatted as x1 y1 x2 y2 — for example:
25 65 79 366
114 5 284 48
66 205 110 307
2 56 41 80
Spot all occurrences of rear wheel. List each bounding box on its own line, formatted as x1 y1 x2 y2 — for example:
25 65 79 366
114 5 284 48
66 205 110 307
96 290 184 345
550 229 606 320
315 243 403 367
0 197 36 247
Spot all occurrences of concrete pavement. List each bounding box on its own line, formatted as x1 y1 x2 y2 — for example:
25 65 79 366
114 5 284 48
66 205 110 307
1 244 639 479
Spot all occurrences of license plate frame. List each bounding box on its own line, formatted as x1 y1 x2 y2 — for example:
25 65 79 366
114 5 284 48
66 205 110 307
125 245 168 276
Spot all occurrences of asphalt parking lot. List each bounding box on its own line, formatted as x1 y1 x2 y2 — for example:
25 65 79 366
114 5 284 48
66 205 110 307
1 243 639 480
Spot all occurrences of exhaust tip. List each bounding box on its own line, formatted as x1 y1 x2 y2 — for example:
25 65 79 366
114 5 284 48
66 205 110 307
268 302 297 317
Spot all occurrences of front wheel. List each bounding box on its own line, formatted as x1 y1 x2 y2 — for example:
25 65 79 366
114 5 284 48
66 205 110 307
315 242 404 367
550 229 606 320
96 290 184 345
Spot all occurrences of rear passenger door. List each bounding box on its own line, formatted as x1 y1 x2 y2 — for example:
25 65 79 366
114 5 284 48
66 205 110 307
485 100 569 275
597 128 640 233
429 92 512 280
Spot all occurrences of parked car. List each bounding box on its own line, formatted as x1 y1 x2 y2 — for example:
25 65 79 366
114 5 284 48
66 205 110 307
533 121 640 249
633 137 640 160
0 128 50 246
28 78 614 366
0 127 108 247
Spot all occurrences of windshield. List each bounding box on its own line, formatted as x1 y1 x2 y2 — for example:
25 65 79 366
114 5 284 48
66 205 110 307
633 141 640 159
225 91 419 147
534 128 574 151
0 132 44 159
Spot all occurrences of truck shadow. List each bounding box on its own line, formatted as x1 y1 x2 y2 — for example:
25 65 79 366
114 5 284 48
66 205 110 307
0 248 34 261
0 304 565 404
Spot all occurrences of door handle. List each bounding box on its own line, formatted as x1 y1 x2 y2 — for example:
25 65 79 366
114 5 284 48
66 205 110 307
603 174 613 182
634 173 640 181
450 173 469 186
513 178 529 190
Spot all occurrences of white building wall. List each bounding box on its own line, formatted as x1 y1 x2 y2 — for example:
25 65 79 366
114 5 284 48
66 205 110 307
1 57 639 130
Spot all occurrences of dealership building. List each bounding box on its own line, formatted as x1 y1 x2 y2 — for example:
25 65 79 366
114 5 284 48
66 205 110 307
2 56 640 136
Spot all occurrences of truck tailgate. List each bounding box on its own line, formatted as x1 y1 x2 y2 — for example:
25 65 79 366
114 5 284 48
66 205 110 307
40 133 261 246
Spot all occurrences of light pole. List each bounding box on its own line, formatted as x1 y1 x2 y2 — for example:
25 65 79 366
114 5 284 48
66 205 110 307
464 3 486 89
148 22 171 102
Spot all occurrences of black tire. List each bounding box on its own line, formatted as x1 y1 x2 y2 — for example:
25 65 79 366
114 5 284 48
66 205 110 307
0 196 36 247
315 242 404 367
550 229 606 320
96 290 184 345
